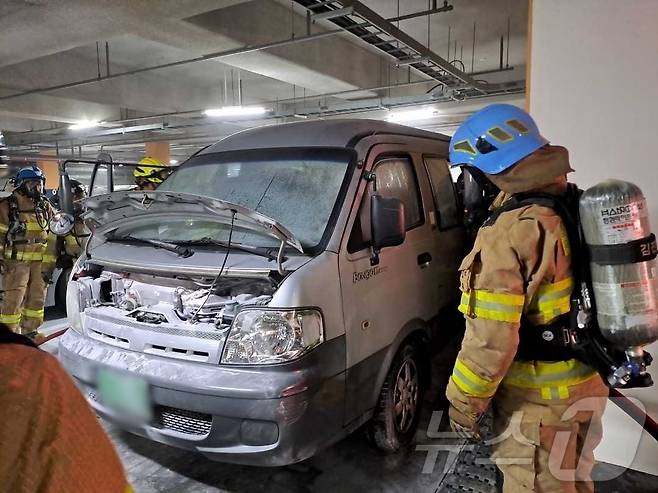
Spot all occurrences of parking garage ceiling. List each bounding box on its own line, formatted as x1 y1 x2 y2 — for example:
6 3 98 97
0 0 528 163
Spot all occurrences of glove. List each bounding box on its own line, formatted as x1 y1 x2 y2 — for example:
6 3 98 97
42 272 53 284
449 404 482 441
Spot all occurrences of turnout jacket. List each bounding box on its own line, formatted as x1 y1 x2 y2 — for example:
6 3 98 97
447 177 600 424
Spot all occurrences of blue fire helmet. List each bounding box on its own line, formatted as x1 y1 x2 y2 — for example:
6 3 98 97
15 166 45 188
448 104 549 175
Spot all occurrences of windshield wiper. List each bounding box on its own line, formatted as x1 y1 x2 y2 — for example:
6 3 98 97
176 238 280 261
111 235 194 258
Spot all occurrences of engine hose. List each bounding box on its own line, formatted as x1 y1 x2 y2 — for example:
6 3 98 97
608 387 658 442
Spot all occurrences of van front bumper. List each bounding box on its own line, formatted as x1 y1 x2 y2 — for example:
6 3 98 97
59 329 347 466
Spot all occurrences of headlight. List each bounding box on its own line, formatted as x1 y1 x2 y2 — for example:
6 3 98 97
221 309 324 364
66 280 83 334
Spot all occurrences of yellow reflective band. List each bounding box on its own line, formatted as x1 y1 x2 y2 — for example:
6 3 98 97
540 386 570 400
536 278 574 296
459 290 525 323
526 278 574 323
26 221 47 232
0 224 8 233
504 359 598 390
22 307 44 319
451 358 501 398
5 250 45 261
0 313 22 324
65 235 79 246
42 254 57 263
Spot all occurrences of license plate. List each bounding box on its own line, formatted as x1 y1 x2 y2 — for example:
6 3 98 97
96 368 153 422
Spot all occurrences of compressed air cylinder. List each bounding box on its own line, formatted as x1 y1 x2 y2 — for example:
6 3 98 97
580 180 658 349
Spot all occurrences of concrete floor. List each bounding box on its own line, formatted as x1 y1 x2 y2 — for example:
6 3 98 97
43 308 658 492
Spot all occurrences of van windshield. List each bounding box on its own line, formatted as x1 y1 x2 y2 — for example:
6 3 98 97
142 148 352 250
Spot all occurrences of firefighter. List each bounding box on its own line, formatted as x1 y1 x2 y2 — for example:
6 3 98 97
0 323 132 491
133 156 171 191
0 166 57 337
62 179 90 258
445 105 609 492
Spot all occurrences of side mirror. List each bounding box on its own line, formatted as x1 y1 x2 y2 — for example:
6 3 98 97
50 213 75 236
371 193 405 260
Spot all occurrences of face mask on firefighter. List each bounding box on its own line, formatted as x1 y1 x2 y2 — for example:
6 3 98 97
458 167 500 231
22 180 44 199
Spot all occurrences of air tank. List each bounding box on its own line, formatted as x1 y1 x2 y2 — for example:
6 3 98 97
580 180 658 351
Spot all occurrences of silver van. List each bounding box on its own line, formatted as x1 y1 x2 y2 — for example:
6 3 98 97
59 119 465 466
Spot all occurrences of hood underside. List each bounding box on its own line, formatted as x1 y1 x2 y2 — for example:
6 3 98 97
83 191 304 253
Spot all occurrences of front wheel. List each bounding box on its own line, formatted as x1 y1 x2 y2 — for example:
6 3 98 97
367 341 425 452
54 267 71 312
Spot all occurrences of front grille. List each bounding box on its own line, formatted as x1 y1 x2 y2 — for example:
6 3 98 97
89 328 130 348
86 311 226 341
88 391 212 436
145 343 210 362
153 406 213 436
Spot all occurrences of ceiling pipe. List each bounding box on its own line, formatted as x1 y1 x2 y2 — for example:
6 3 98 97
0 1 517 104
7 79 439 137
388 0 453 23
4 62 520 142
5 88 524 148
0 30 347 103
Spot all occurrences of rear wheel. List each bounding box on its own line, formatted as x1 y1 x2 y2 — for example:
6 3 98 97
367 341 425 452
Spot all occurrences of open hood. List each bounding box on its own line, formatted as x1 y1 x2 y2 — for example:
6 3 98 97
83 191 304 253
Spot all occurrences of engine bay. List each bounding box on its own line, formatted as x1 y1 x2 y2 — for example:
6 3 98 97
75 269 276 330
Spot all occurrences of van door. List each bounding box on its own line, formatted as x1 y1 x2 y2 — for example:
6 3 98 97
339 144 440 424
89 163 138 196
422 155 464 305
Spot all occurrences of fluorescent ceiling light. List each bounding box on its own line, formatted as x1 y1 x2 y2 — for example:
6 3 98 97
69 119 101 130
386 108 439 123
170 159 178 165
204 106 267 117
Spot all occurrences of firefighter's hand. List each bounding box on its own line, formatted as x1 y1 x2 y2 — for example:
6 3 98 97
42 272 53 284
449 404 481 441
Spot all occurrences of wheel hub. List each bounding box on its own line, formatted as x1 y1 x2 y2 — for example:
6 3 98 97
393 357 419 434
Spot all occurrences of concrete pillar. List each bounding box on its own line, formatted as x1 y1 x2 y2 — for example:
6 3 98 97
144 142 170 164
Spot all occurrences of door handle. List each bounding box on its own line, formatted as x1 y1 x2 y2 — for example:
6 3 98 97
417 252 432 268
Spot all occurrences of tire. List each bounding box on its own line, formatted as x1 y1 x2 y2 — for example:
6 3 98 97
54 267 71 312
367 341 425 453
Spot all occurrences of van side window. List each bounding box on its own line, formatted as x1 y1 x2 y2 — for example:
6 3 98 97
423 156 460 229
347 157 422 253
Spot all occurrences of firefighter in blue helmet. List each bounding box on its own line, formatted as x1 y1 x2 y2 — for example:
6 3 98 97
0 166 57 337
446 105 608 492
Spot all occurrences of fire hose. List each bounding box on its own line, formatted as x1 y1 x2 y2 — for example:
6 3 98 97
608 387 658 442
37 328 68 346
